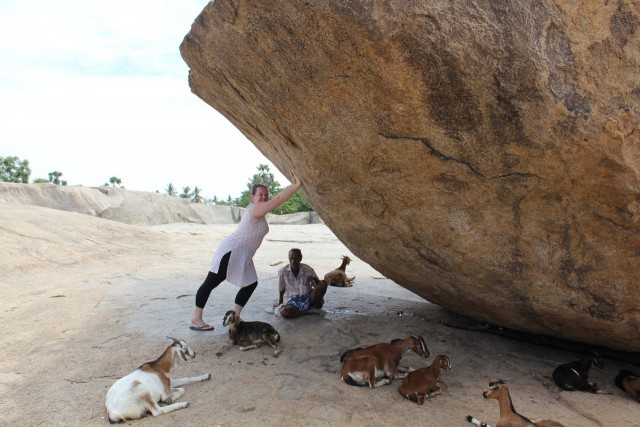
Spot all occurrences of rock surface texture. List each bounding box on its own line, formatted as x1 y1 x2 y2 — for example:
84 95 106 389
180 1 640 351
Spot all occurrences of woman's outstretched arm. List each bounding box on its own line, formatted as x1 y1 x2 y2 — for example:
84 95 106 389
250 170 303 218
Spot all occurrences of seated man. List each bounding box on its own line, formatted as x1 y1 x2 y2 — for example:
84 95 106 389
274 248 327 318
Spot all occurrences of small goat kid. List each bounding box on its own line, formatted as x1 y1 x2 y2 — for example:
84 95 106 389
216 310 281 357
615 369 640 403
105 337 210 423
340 335 429 388
552 351 612 394
466 380 565 427
324 255 355 287
398 354 451 404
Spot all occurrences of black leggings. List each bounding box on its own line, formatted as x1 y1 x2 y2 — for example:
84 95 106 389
195 251 258 308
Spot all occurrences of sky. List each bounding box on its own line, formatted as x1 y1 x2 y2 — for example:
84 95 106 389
0 0 287 200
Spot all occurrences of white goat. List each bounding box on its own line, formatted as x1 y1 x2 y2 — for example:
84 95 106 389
105 337 210 423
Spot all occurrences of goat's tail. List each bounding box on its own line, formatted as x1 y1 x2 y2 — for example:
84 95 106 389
466 415 491 427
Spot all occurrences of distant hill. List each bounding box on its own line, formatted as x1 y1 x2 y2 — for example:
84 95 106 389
0 183 321 226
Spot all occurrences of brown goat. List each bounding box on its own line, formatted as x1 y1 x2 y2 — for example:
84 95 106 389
466 380 565 427
398 354 451 404
325 255 355 287
340 336 429 388
615 370 640 403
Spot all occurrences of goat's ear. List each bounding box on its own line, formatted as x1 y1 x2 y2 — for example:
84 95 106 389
489 379 506 387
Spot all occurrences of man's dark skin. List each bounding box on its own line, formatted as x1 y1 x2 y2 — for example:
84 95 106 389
279 249 328 318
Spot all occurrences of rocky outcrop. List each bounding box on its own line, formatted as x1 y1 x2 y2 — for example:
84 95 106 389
0 183 321 226
0 183 242 225
180 1 640 351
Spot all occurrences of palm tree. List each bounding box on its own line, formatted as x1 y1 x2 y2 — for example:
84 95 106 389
250 164 278 192
180 186 192 199
165 183 177 196
191 186 204 203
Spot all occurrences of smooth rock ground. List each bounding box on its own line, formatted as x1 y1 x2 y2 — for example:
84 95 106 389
1 200 639 426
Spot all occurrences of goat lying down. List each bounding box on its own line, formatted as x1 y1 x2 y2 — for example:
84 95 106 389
466 379 565 427
615 369 640 403
105 337 210 423
216 310 281 357
552 351 612 394
398 354 451 404
324 255 355 287
340 335 429 388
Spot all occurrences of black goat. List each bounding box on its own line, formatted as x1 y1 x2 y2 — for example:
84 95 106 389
552 351 612 394
615 370 640 403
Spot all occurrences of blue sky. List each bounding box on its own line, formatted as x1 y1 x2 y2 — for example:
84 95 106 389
0 0 287 200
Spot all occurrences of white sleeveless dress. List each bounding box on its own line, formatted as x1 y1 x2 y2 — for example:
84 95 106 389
209 203 269 286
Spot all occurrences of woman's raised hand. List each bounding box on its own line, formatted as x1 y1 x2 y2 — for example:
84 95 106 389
290 170 302 188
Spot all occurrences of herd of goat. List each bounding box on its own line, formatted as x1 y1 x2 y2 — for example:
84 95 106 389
105 256 640 424
105 333 640 425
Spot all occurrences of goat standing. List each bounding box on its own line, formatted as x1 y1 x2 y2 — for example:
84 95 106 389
105 337 210 423
398 354 451 404
552 351 612 394
340 335 429 388
615 369 640 402
466 379 565 427
216 310 281 357
325 255 355 287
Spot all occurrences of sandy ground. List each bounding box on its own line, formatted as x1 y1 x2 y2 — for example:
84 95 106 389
1 201 639 426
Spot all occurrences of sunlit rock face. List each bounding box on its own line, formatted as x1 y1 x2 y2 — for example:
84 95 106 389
180 1 640 351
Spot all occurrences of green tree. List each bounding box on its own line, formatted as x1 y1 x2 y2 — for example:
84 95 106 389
236 164 312 213
0 156 31 183
273 192 312 215
191 186 204 203
165 183 177 196
32 177 49 183
48 171 63 185
237 164 282 208
109 176 122 187
180 186 192 199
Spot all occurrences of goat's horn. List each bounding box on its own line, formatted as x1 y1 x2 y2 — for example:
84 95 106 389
166 336 179 342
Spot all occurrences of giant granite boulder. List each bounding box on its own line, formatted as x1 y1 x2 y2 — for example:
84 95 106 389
180 1 640 351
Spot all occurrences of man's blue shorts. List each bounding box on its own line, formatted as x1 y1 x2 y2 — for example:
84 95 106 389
286 293 324 311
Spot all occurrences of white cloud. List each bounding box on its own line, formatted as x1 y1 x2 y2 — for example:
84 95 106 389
0 0 287 199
